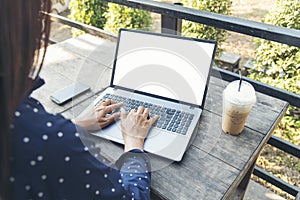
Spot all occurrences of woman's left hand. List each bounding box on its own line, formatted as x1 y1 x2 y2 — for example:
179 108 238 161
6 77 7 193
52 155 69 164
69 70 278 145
72 99 123 131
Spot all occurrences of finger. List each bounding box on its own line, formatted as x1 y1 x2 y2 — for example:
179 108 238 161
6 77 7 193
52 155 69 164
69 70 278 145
143 108 150 118
120 108 127 120
110 99 118 104
149 114 159 126
95 99 109 108
129 108 137 115
137 106 144 114
105 112 120 124
97 117 109 128
104 102 123 114
111 111 121 119
127 109 137 122
101 99 112 106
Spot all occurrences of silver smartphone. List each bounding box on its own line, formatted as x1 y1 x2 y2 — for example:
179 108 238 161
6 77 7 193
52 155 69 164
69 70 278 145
50 82 90 105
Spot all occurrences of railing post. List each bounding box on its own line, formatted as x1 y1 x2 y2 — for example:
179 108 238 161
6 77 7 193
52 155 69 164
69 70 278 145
161 2 182 35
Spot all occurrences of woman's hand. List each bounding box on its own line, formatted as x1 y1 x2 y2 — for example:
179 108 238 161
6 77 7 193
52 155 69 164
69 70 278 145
121 106 158 152
72 99 123 131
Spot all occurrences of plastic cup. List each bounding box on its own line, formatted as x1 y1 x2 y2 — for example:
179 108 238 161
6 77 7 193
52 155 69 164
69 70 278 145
222 80 256 135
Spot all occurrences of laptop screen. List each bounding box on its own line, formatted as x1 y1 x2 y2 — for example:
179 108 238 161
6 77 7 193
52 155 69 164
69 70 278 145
111 29 216 107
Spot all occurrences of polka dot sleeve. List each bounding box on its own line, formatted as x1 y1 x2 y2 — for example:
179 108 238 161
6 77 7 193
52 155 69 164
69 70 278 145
116 150 152 200
10 78 151 200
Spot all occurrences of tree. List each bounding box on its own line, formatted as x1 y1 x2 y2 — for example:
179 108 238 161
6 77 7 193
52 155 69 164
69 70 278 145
181 0 232 54
104 3 152 34
68 0 108 36
249 0 300 143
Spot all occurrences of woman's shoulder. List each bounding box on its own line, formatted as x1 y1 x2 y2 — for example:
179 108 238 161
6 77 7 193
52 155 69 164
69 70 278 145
15 96 73 128
12 96 81 151
12 95 103 166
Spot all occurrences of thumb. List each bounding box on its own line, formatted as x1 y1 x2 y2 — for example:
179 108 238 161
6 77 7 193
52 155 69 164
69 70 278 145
149 115 159 126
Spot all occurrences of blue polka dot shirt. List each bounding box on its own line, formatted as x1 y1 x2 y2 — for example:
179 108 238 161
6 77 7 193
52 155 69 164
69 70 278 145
10 78 151 200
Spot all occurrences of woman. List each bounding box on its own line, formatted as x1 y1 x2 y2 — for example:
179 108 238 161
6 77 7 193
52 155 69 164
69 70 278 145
0 1 157 199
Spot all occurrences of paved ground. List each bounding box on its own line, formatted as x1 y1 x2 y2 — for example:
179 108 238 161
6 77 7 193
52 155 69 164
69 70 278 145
50 21 73 43
245 180 285 200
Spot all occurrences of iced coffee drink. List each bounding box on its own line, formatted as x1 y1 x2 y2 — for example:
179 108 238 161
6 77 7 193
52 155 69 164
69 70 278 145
222 80 256 135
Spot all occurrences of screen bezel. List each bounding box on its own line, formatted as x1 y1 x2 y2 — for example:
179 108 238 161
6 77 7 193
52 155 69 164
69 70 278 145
110 28 217 109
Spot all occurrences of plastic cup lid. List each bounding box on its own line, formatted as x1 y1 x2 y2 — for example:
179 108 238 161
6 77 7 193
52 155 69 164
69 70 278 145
224 80 256 105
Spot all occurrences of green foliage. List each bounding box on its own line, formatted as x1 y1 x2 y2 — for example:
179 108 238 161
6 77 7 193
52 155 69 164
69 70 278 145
104 3 152 34
68 0 108 36
181 0 232 53
249 0 300 145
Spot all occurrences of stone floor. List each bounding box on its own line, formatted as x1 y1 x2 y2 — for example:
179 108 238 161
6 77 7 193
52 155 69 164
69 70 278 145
244 180 285 200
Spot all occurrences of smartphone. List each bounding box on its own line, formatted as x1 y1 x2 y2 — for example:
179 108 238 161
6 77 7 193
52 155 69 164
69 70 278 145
50 82 90 105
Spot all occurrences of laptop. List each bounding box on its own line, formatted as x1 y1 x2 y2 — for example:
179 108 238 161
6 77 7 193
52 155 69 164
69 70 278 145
90 28 217 161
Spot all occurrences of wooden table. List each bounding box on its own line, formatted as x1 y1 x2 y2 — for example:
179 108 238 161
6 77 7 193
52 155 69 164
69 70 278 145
33 34 289 200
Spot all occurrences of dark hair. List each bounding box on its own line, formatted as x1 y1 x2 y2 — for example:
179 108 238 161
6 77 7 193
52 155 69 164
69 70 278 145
0 1 51 199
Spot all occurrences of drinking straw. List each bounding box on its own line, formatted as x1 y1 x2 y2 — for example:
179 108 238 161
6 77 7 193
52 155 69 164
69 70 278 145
238 69 242 92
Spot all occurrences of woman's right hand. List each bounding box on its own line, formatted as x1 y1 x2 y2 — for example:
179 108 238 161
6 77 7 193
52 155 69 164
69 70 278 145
120 106 158 152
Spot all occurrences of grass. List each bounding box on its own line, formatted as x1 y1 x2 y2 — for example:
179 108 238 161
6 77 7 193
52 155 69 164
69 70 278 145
254 144 299 199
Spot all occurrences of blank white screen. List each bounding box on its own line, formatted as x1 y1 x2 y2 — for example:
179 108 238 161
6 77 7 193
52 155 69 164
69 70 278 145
113 30 215 106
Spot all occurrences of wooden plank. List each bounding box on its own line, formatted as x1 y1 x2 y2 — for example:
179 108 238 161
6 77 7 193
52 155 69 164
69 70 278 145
64 101 260 200
61 95 97 119
150 146 239 200
57 34 116 68
62 98 241 199
43 37 112 92
190 110 269 198
192 110 264 170
32 36 113 115
31 66 94 114
33 35 290 200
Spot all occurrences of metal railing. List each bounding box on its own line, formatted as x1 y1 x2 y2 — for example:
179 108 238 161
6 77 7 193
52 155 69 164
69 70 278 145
48 0 300 198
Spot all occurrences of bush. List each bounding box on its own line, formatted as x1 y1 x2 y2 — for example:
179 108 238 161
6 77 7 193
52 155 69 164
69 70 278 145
181 0 232 54
104 3 152 34
68 0 108 36
249 0 300 144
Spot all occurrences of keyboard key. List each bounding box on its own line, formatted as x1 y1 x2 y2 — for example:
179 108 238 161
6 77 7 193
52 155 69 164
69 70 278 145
166 109 175 115
100 94 194 135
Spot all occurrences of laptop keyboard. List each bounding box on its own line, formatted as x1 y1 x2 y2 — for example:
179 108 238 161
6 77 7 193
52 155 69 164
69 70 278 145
97 94 194 135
